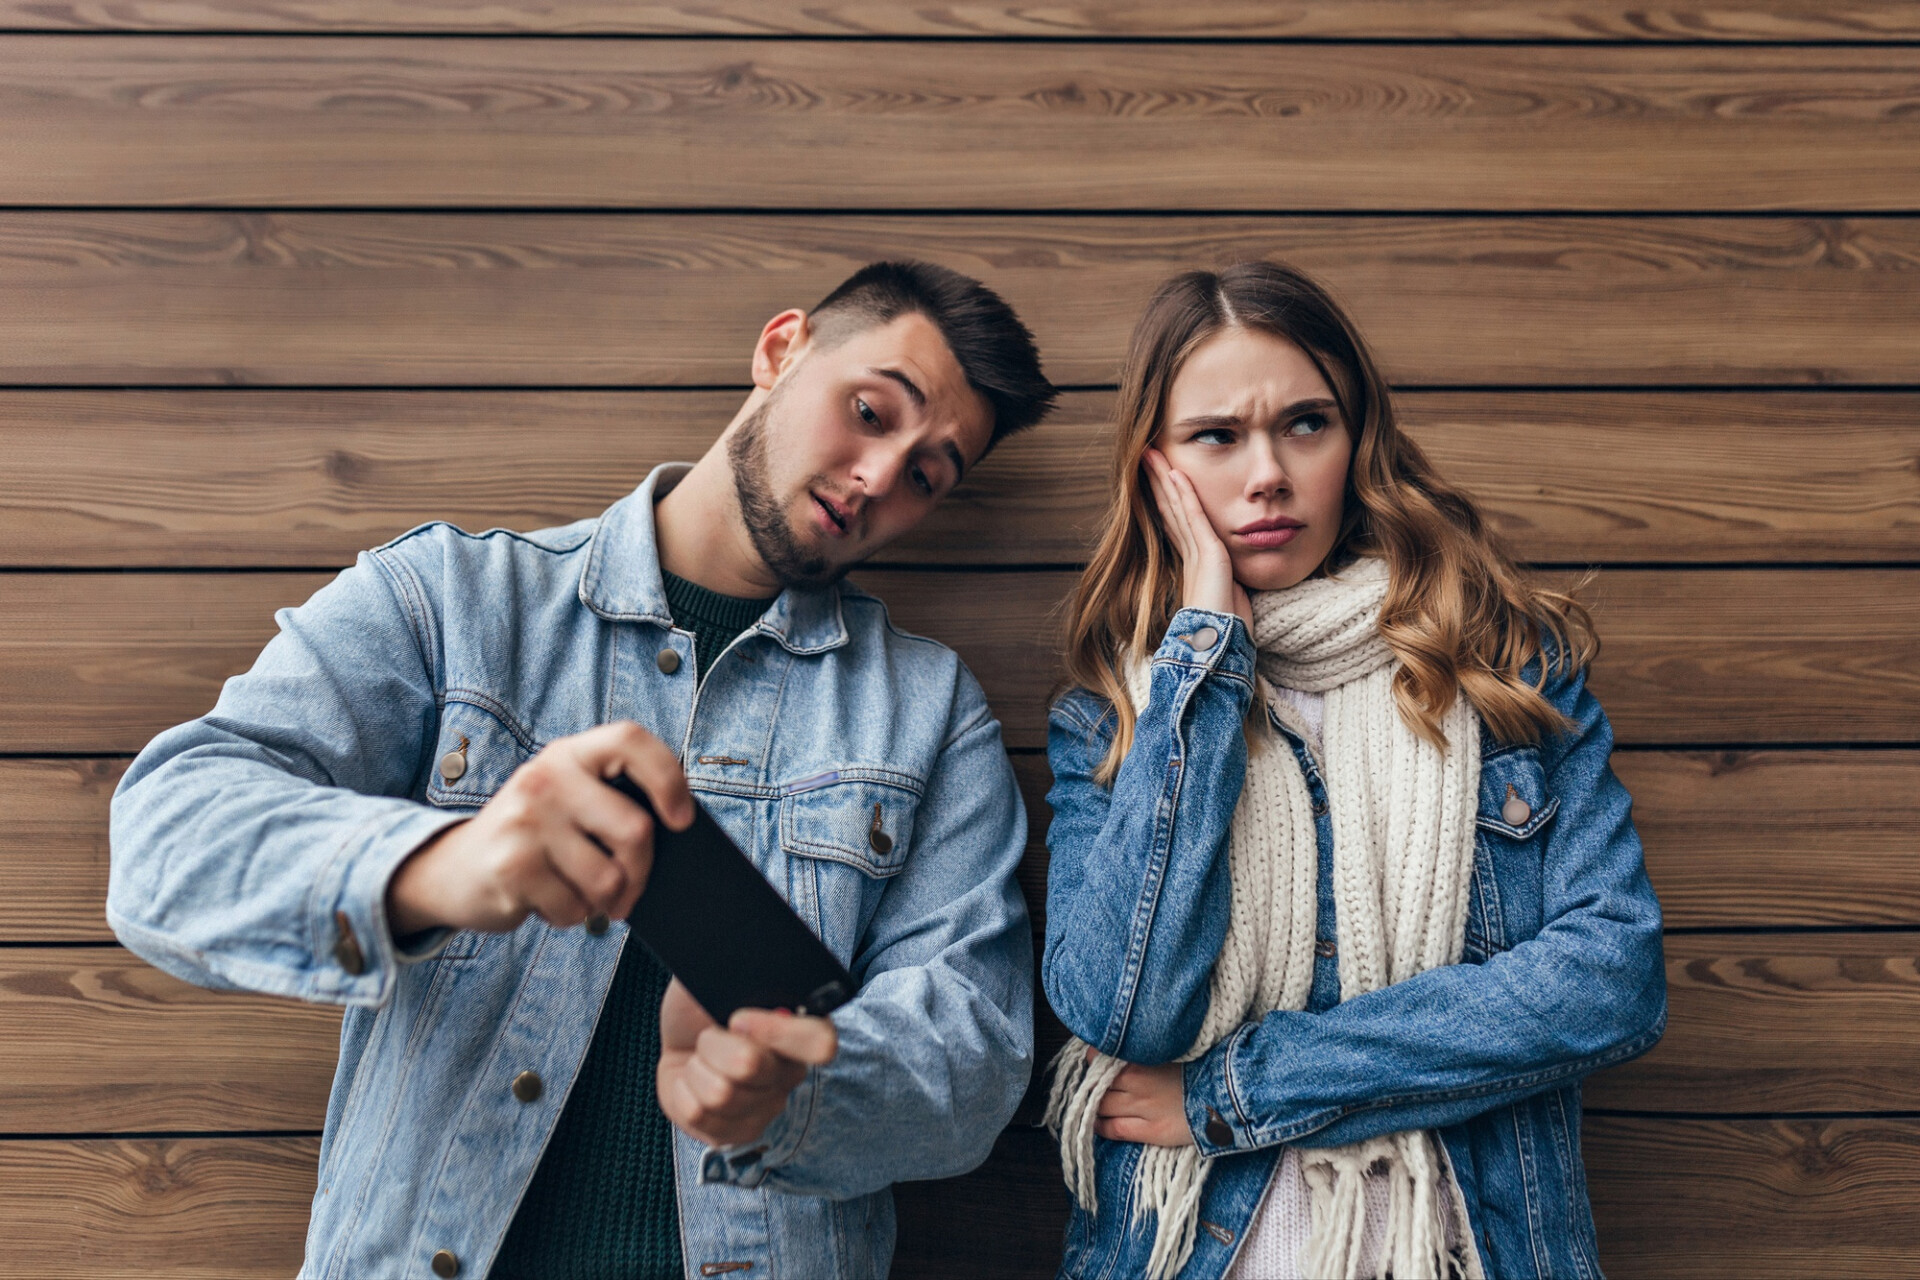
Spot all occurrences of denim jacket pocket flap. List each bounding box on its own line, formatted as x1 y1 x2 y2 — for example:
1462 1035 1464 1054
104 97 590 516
779 775 919 878
1475 745 1560 840
425 699 538 808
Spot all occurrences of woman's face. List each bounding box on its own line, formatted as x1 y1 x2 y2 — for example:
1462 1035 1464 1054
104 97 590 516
1154 326 1354 592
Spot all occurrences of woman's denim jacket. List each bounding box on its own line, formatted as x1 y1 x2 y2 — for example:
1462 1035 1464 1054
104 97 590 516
1043 608 1666 1280
107 465 1034 1280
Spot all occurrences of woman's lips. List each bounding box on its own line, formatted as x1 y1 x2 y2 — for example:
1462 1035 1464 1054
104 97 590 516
1234 519 1303 550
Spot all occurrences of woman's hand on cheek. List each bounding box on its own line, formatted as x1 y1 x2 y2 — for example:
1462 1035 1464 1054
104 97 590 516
1093 1060 1198 1149
1144 449 1254 634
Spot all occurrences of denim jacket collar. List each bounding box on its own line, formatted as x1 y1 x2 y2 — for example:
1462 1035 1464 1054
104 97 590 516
577 463 851 655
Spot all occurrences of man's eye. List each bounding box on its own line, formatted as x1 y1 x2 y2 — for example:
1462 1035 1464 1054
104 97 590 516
910 465 935 496
855 398 881 428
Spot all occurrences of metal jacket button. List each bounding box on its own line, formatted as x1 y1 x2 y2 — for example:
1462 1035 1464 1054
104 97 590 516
512 1070 543 1103
868 803 893 856
1315 938 1337 959
656 648 682 675
585 913 610 935
1502 785 1532 827
431 1249 460 1277
331 910 365 976
1204 1107 1233 1147
1189 625 1219 653
438 735 469 784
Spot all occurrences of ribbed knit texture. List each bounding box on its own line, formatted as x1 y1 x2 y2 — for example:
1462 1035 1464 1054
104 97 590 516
491 572 770 1280
1045 557 1485 1280
661 572 776 683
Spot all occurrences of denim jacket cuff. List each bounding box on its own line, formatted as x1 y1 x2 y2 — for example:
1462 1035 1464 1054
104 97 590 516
697 1065 820 1190
1183 1024 1255 1157
1156 608 1256 690
310 802 468 1006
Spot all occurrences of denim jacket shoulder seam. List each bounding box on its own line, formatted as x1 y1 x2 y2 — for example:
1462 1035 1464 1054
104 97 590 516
367 546 438 691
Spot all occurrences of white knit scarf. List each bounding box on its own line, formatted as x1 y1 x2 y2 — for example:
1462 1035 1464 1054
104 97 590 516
1044 556 1485 1280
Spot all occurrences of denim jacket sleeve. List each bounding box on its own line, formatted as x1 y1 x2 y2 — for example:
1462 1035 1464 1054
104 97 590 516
107 547 463 1007
1181 657 1667 1155
1042 608 1257 1064
710 671 1036 1199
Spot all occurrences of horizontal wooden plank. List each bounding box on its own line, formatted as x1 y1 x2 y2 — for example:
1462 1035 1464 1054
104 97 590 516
3 2 1914 41
0 1138 317 1279
12 749 1916 944
1616 750 1920 928
5 214 1915 387
1 568 1913 753
1586 932 1920 1112
2 42 1916 209
3 1121 1909 1279
1586 1116 1920 1278
5 390 1917 567
2 948 338 1131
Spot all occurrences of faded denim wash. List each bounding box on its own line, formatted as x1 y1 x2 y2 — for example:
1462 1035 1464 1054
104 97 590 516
109 464 1035 1280
1044 608 1665 1280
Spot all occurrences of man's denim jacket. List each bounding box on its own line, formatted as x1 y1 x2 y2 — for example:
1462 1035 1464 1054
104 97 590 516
1043 609 1666 1280
108 464 1035 1280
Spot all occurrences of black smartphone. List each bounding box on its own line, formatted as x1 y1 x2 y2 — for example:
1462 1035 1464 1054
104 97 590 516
604 772 855 1025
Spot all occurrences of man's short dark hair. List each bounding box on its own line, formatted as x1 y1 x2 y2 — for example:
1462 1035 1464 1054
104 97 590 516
809 260 1057 450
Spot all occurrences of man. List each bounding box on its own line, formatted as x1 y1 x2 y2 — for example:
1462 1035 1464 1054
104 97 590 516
108 261 1055 1279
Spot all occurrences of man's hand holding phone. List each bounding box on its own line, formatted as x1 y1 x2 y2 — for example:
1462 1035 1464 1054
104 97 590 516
657 978 838 1148
385 721 694 936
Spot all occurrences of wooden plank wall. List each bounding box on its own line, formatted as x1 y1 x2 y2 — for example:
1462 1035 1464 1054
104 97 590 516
0 4 1915 1276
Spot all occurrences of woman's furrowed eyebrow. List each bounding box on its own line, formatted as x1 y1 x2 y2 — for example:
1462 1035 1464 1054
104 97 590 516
1173 397 1338 430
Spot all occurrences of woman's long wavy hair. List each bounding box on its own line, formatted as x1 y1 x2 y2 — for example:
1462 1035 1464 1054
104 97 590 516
1063 261 1596 782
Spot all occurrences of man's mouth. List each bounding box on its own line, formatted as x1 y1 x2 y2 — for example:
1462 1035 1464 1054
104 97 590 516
811 491 850 536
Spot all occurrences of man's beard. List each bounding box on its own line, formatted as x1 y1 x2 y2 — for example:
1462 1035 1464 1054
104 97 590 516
727 395 848 590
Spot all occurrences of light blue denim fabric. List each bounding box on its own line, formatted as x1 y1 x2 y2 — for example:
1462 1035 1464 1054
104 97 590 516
108 464 1035 1280
1043 607 1666 1280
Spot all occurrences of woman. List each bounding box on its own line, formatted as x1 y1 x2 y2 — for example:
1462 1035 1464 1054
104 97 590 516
1041 262 1665 1280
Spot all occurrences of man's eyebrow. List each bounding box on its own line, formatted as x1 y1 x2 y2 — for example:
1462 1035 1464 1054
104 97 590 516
868 366 926 407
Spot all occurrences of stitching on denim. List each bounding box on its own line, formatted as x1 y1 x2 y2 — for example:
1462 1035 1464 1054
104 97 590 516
1245 1025 1663 1146
439 690 542 754
368 547 438 691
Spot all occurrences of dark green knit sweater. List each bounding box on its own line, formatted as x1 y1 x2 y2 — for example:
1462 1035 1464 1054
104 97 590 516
491 572 774 1280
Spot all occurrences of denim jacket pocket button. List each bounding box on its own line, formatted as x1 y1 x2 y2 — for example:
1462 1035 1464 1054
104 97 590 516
511 1070 544 1103
1204 1107 1233 1147
1189 625 1219 653
1502 785 1532 827
331 911 365 976
656 648 682 675
430 1249 460 1277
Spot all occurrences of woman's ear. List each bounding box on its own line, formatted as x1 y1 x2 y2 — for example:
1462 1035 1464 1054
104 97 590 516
751 309 811 390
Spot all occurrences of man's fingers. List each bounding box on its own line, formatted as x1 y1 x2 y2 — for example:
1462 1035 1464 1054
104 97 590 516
520 867 593 930
571 721 695 832
730 1008 838 1066
695 1025 795 1090
546 763 655 915
659 978 718 1050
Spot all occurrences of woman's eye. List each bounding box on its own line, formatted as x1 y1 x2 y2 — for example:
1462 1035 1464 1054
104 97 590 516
1285 413 1331 437
855 398 881 428
1193 428 1235 446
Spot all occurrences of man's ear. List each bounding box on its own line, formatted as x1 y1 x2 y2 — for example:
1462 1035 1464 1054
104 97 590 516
752 309 811 390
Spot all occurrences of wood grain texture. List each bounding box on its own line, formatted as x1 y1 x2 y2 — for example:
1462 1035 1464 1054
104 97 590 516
1616 750 1920 928
1586 1116 1920 1278
1586 932 1920 1112
2 1122 1907 1279
2 948 339 1132
4 2 1915 40
0 1138 317 1279
2 41 1917 209
2 568 1914 752
11 750 1915 943
5 390 1917 568
5 214 1916 387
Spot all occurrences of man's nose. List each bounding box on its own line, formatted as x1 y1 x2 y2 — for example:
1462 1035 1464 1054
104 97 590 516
851 446 907 502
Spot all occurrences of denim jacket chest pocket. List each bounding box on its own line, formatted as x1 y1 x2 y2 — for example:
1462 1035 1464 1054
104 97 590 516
424 698 540 809
779 773 922 963
1464 743 1560 960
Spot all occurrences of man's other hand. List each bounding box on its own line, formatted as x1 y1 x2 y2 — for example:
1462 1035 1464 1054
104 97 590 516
385 720 695 936
656 978 838 1149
